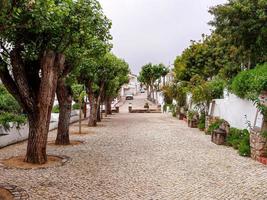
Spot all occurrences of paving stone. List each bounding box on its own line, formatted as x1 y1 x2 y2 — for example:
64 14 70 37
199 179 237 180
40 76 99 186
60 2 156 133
0 95 267 199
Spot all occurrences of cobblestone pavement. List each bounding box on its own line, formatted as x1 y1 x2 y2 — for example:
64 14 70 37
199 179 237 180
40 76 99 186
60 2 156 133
0 94 267 200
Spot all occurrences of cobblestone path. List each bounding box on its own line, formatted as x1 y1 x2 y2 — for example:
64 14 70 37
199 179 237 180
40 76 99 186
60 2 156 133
0 94 267 199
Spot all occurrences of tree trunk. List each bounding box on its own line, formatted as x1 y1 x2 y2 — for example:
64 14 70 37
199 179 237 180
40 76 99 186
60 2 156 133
55 78 72 145
83 101 87 118
79 101 82 134
150 85 155 101
24 51 64 164
25 115 49 164
147 85 150 99
105 98 108 117
88 98 97 127
97 103 101 122
107 97 112 115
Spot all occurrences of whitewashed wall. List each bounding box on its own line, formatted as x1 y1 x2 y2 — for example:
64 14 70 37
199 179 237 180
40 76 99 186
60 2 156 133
210 91 261 129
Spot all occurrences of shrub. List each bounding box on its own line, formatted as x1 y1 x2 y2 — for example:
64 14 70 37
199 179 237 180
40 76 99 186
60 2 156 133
226 128 251 157
0 85 26 130
198 113 206 130
0 112 26 131
238 130 250 157
52 105 60 113
0 85 21 113
72 103 80 110
231 63 267 117
206 119 224 135
187 110 198 121
172 106 177 117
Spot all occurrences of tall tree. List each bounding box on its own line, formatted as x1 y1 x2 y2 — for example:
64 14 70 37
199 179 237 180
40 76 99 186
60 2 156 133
0 0 110 163
209 0 267 68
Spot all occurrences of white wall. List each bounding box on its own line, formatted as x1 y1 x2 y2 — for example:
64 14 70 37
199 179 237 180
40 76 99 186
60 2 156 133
210 91 261 129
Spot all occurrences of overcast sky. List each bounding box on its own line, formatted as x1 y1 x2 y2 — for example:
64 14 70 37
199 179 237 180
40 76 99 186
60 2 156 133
98 0 227 74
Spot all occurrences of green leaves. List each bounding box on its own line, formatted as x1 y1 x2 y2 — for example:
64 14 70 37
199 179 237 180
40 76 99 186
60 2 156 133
0 85 26 131
209 0 267 67
231 63 267 100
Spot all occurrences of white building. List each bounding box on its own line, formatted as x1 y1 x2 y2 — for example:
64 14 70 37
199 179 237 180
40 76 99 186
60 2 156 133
120 74 140 96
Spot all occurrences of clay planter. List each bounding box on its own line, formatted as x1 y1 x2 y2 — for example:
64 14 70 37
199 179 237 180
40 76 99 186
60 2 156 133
188 119 198 128
211 128 226 145
178 113 185 120
115 106 119 113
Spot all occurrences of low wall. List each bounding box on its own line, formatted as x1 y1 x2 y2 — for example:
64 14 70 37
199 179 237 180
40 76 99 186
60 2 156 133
0 109 85 148
210 92 261 129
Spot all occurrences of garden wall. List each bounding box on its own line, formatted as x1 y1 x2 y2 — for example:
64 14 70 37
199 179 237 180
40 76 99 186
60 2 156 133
0 109 87 148
209 91 261 129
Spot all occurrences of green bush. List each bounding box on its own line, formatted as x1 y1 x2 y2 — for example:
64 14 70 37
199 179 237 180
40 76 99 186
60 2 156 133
187 110 198 121
238 131 251 157
0 85 21 113
52 105 60 113
172 106 177 117
0 112 26 131
0 85 26 130
72 103 80 110
206 119 224 135
226 128 250 157
231 63 267 100
198 113 206 130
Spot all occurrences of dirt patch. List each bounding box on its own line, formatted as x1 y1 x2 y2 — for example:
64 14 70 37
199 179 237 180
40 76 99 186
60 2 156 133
70 131 95 135
0 188 13 200
48 140 84 146
0 155 69 170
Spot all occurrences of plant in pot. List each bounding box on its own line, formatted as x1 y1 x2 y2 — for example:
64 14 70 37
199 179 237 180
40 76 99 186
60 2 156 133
173 82 187 120
197 112 206 131
144 102 149 109
187 110 199 128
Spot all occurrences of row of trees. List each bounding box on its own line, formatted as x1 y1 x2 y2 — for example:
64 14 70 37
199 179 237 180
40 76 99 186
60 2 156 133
138 63 169 102
0 0 129 164
167 0 267 118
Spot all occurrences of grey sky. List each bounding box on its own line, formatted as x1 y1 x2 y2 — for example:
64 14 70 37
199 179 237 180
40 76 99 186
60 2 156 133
98 0 227 75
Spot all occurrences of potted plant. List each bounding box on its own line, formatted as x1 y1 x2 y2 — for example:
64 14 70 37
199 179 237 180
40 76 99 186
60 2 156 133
187 110 199 128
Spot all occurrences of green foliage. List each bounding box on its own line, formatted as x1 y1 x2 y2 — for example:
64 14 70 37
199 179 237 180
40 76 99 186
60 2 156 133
52 105 60 113
207 78 225 100
174 34 238 82
190 76 225 110
209 0 267 67
0 112 26 131
187 110 198 121
0 85 21 113
261 131 267 139
72 103 80 110
198 113 206 130
231 63 267 117
226 128 250 157
138 63 166 89
231 64 267 100
207 119 224 135
0 85 26 130
172 107 177 117
162 86 174 104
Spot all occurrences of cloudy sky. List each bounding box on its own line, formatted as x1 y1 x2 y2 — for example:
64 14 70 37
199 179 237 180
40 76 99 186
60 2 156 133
98 0 227 74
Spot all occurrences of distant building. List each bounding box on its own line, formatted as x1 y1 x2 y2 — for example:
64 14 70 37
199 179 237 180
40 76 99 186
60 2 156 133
120 74 140 97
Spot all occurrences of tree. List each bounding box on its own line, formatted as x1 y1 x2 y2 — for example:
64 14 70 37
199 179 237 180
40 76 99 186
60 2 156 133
55 25 111 144
139 63 165 101
72 84 86 135
209 0 267 69
77 53 129 127
161 64 170 86
0 0 110 163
